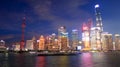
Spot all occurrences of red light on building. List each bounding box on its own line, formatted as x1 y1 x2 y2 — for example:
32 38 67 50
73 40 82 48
83 26 88 31
82 23 88 31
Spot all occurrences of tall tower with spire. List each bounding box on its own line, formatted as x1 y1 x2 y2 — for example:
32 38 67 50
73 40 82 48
95 4 103 32
20 17 26 51
95 4 103 50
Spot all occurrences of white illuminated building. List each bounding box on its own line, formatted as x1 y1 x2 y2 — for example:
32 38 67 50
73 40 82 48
0 40 6 51
82 23 91 50
26 40 34 50
90 27 101 50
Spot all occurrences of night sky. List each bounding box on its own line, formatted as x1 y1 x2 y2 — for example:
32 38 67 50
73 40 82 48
0 0 120 45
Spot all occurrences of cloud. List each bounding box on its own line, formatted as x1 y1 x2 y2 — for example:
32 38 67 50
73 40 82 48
0 34 14 40
26 0 91 30
0 0 91 31
0 0 92 41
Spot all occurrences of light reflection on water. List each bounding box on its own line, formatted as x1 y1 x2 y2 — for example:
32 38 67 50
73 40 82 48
0 52 120 67
35 56 45 67
80 53 93 67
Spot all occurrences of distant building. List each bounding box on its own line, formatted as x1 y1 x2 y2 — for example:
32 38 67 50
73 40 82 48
0 40 5 45
14 42 20 51
114 34 120 50
32 36 37 50
58 26 69 51
26 40 34 50
95 4 103 50
90 27 101 50
0 40 6 51
82 23 90 50
38 35 45 50
71 29 79 50
102 33 113 50
51 33 59 51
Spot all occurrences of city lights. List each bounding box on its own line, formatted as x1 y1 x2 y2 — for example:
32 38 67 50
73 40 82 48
0 4 120 52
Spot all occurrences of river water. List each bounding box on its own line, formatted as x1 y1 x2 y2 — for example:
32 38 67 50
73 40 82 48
0 52 120 67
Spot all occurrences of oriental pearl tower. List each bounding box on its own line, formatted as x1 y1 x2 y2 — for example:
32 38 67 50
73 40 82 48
20 17 26 51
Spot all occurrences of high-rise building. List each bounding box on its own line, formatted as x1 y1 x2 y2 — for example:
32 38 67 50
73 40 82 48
60 32 69 51
51 33 59 51
26 40 34 50
14 42 20 51
102 33 113 51
71 29 79 50
90 27 99 50
82 23 91 50
0 40 6 51
39 35 45 50
95 4 103 31
95 4 103 50
32 36 37 50
58 26 69 50
114 34 120 50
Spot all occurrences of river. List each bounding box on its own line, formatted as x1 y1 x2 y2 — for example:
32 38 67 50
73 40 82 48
0 52 120 67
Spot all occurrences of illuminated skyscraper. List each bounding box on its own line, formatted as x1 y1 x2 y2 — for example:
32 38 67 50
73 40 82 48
82 23 90 50
91 27 99 50
102 33 113 51
114 34 120 50
51 33 59 51
14 42 20 51
58 26 69 50
32 36 37 50
95 4 103 50
26 40 34 50
95 4 103 31
39 35 45 50
72 29 79 50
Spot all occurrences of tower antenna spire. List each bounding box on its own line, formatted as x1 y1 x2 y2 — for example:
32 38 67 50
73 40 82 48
20 16 26 51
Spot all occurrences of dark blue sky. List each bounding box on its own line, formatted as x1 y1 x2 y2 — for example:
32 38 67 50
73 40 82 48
0 0 120 44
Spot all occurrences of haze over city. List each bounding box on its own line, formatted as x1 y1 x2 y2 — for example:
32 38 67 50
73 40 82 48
0 0 120 45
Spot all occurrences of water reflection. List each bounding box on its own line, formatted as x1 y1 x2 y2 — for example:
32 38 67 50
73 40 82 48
80 53 93 67
0 53 9 67
35 56 46 67
59 56 69 67
0 52 120 67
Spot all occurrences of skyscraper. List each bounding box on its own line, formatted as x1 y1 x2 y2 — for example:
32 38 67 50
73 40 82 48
72 29 79 50
114 34 120 50
95 4 103 50
95 4 103 31
82 23 90 50
32 36 37 50
39 35 45 50
58 26 69 51
102 33 113 51
26 40 34 50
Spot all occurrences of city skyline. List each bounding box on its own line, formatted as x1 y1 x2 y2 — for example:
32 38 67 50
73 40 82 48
0 0 120 45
